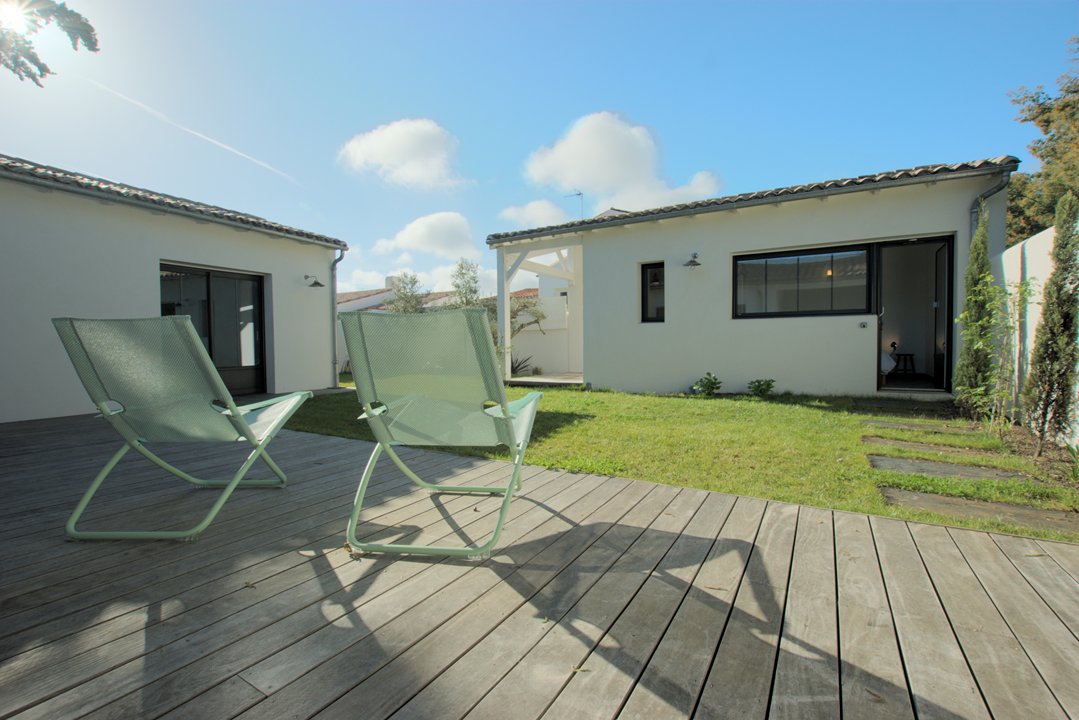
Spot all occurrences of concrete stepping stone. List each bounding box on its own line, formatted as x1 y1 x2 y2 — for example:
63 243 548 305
863 436 997 456
867 454 1026 481
882 488 1079 534
862 420 982 434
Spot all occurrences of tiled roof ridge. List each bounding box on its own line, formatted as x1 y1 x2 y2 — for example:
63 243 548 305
336 287 392 303
488 156 1020 244
0 152 347 250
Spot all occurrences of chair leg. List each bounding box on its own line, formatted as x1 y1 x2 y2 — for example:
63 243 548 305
346 441 524 559
128 441 286 488
66 440 280 541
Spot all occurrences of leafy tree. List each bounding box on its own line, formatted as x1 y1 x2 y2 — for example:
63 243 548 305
954 201 1003 418
480 291 548 347
386 271 427 313
448 258 481 308
509 294 546 337
1022 191 1079 456
1007 37 1079 245
0 0 98 87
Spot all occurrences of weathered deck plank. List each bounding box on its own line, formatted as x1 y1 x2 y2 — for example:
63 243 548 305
1 416 1077 720
535 492 732 720
695 502 798 720
870 518 988 720
950 528 1079 717
769 506 840 720
910 524 1068 720
618 495 765 720
834 512 914 720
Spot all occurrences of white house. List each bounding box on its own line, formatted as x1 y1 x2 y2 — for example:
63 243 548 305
0 153 348 423
489 157 1019 397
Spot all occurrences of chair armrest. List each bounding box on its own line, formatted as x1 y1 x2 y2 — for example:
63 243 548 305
484 392 543 419
508 392 543 414
230 390 314 416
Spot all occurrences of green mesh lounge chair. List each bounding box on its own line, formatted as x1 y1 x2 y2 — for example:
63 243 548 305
53 316 312 541
339 308 542 558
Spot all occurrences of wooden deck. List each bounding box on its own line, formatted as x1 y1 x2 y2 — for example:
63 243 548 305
1 416 1077 720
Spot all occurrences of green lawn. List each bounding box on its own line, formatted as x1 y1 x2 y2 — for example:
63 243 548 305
287 386 1079 542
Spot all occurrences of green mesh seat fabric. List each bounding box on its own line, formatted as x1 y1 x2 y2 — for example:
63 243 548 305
339 308 542 558
53 316 312 541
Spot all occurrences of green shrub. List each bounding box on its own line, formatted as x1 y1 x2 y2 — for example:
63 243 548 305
691 372 722 396
510 354 533 376
748 378 775 397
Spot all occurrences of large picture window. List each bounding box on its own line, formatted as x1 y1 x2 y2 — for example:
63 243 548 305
641 262 665 322
734 246 870 317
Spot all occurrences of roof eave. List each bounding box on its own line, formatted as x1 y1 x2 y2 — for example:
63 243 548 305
487 159 1019 247
0 166 348 251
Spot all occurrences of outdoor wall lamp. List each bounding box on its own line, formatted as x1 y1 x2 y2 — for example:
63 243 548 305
683 252 701 268
304 274 325 288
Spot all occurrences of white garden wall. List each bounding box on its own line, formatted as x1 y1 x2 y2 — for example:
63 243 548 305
1000 226 1079 442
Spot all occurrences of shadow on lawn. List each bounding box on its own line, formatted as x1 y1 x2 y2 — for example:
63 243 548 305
759 392 960 420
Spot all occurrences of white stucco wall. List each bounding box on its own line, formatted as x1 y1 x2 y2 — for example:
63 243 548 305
0 178 341 422
511 296 570 375
572 175 1007 395
1002 225 1054 376
1001 226 1070 437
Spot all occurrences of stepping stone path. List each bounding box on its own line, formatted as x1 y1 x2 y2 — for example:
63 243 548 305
859 420 1075 533
867 454 1027 481
863 435 998 457
862 420 983 434
882 488 1079 534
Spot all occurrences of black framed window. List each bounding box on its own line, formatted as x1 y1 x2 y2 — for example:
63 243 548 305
734 246 870 317
641 262 664 322
160 264 266 394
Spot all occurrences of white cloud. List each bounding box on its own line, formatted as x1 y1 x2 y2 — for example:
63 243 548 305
525 111 718 212
394 252 413 265
338 118 464 189
423 264 458 293
499 199 570 229
605 171 720 211
339 268 388 292
371 211 480 260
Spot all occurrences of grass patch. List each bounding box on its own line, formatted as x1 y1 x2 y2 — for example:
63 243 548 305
866 426 1007 451
288 387 1079 542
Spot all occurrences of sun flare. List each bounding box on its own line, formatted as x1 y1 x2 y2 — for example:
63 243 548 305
0 2 31 35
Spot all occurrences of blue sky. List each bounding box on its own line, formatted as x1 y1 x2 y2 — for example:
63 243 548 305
2 1 1076 293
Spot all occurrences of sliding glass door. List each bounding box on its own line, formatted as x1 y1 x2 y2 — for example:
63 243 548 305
160 265 266 395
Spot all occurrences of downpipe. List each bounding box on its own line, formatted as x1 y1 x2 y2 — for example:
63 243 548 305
330 248 345 388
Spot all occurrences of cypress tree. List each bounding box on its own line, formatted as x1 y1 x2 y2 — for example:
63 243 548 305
953 201 998 417
1023 191 1079 455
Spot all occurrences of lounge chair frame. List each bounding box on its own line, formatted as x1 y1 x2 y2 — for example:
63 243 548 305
340 309 541 559
53 316 311 541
